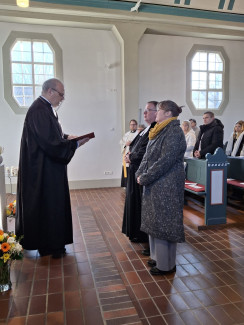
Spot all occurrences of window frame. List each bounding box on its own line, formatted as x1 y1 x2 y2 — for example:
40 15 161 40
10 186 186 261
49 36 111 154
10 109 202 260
186 44 229 116
2 31 63 114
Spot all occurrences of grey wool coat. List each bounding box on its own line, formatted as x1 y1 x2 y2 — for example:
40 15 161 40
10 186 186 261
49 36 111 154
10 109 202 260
135 120 186 243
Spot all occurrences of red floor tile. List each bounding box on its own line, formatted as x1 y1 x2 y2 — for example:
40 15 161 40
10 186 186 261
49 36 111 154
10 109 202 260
2 188 244 325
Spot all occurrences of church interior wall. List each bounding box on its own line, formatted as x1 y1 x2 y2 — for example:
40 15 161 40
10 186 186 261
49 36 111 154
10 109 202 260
139 34 244 143
0 21 122 190
0 20 244 190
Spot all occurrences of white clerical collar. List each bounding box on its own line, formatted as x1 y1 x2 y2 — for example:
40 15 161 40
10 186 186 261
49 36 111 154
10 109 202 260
40 96 57 117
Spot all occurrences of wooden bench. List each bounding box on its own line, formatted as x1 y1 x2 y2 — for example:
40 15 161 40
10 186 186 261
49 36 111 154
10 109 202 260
226 157 244 208
227 157 244 189
184 148 228 226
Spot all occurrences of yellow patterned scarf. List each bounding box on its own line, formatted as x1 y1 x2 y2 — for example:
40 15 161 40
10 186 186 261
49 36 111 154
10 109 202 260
149 117 177 140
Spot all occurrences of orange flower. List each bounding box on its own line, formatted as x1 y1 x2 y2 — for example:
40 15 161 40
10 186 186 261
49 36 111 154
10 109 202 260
0 230 4 235
1 242 10 252
13 208 16 214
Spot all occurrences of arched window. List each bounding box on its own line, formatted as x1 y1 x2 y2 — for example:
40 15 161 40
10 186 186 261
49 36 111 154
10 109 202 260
3 31 63 114
186 45 229 115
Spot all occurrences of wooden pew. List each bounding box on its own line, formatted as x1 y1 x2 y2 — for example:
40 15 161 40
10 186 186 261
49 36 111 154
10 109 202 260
227 157 244 189
184 148 228 226
226 157 244 208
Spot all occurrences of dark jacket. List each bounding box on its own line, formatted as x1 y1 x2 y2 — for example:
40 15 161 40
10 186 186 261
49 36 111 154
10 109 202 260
193 118 224 159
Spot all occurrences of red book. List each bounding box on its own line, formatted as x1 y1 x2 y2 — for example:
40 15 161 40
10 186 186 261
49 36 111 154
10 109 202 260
71 132 95 141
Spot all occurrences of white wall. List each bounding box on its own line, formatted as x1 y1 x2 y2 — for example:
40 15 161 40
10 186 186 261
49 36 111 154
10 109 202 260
139 34 244 142
0 22 122 189
1 25 244 191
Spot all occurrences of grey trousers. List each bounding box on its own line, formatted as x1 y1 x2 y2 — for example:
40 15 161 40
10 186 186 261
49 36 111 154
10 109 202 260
149 235 177 271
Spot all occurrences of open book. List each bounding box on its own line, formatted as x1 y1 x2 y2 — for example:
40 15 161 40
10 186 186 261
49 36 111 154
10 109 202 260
71 132 95 141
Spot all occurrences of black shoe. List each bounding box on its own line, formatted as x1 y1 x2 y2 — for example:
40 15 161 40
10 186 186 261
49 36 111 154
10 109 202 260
147 259 156 267
150 266 176 276
52 247 66 259
130 237 141 243
38 249 52 257
52 251 66 259
141 249 150 256
131 237 148 243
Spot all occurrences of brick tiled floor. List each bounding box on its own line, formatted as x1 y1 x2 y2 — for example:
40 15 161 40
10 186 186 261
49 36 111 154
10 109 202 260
1 188 244 324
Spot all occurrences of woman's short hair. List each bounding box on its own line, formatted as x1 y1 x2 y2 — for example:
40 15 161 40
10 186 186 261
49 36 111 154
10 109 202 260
138 124 146 130
181 120 191 130
157 100 183 117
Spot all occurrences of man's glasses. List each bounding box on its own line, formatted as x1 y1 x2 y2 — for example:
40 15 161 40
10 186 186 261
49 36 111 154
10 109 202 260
144 109 157 113
51 88 65 98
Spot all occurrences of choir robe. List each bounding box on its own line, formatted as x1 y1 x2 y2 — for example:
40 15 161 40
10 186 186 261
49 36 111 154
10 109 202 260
120 130 138 187
122 122 156 241
15 97 77 251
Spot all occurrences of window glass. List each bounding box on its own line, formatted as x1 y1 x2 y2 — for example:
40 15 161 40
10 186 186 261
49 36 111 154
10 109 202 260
188 48 227 112
10 40 55 108
3 31 63 114
186 45 229 115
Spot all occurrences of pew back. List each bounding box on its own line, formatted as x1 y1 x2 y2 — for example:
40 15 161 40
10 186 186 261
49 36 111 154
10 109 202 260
227 157 244 188
185 148 228 226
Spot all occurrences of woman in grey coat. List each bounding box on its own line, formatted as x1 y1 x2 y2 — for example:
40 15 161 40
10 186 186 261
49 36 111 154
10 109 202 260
135 100 186 275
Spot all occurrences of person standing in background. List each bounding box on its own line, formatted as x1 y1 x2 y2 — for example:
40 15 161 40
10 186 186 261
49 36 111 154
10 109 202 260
225 120 244 156
189 118 200 139
119 119 138 187
16 78 90 258
181 120 196 158
137 124 146 134
193 111 224 159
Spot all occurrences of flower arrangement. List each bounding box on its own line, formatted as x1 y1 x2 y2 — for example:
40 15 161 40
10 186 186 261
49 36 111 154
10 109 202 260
0 230 23 291
0 230 23 263
6 200 16 218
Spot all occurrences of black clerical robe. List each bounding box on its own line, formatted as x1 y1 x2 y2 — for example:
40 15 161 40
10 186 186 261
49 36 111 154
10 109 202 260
16 97 77 251
122 122 156 241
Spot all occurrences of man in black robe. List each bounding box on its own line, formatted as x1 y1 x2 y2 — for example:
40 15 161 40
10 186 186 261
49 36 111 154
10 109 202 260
16 78 89 258
122 101 157 246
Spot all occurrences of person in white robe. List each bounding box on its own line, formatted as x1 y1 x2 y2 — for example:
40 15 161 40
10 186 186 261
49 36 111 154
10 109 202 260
119 119 138 186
